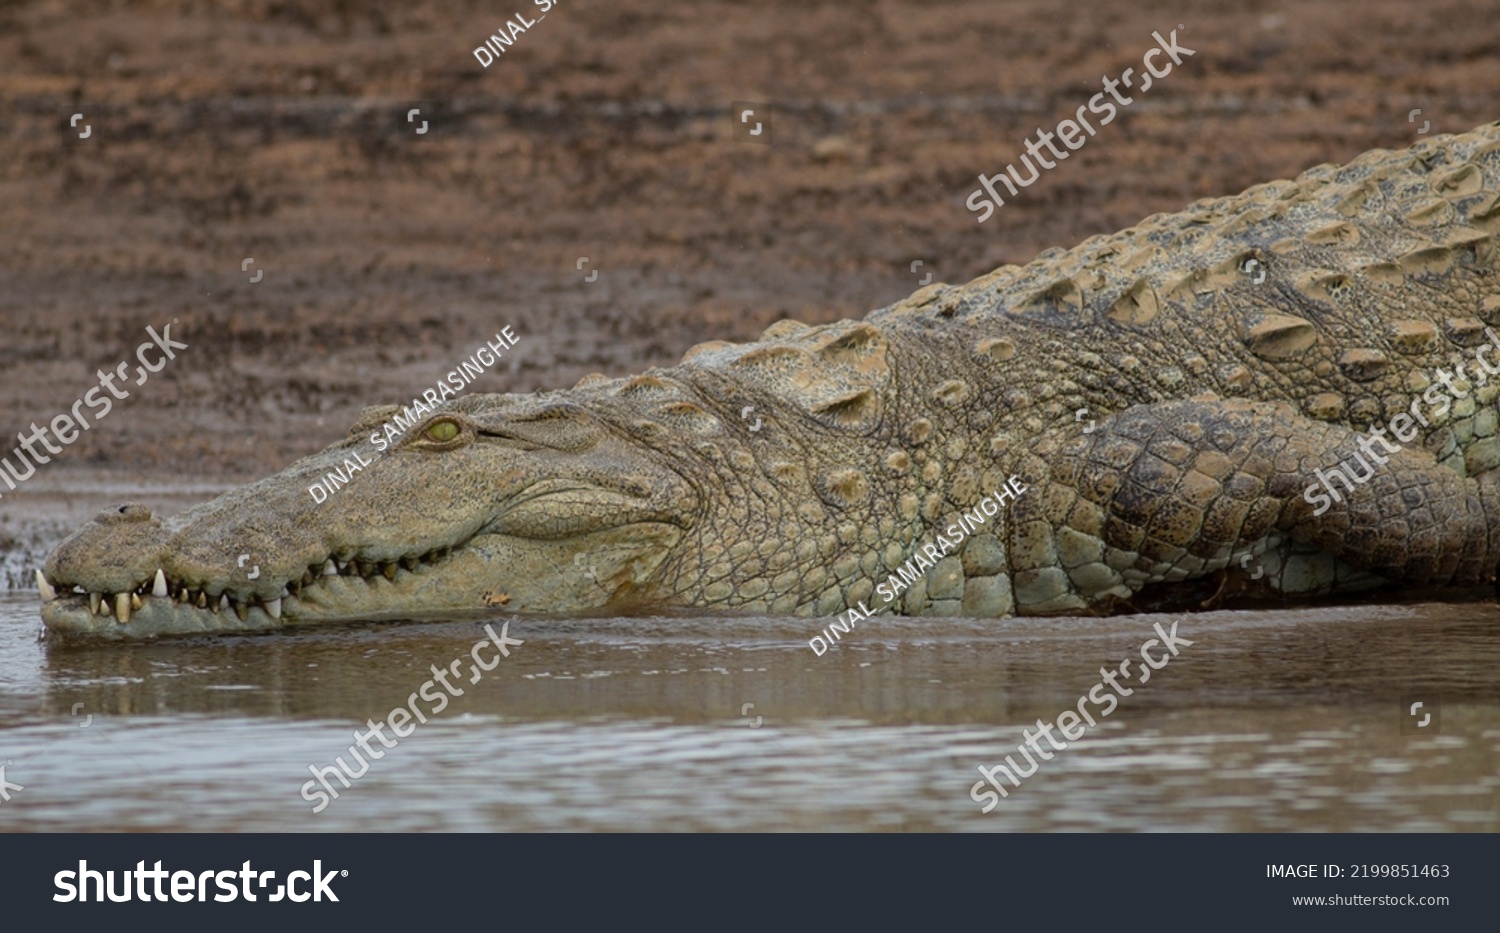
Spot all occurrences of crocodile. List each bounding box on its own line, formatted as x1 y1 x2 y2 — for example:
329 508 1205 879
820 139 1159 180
38 121 1500 639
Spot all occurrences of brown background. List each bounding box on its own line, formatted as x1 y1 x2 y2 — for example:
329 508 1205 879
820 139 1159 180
2 0 1498 484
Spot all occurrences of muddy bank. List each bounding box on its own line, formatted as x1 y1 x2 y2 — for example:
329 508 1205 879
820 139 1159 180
3 1 1498 507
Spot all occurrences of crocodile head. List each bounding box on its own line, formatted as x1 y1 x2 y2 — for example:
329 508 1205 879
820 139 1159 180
39 393 696 638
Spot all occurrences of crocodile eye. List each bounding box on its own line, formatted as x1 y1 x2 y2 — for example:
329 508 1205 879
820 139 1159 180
424 419 461 443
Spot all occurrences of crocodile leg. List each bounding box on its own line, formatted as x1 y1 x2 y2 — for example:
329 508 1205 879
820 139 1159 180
1006 396 1500 612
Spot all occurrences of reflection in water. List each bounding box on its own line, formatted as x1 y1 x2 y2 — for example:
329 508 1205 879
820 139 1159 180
0 594 1497 831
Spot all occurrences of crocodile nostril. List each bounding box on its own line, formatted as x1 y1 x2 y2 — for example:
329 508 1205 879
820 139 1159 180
96 503 155 524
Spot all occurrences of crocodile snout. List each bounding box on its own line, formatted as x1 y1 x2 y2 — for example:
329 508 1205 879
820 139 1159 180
43 501 173 603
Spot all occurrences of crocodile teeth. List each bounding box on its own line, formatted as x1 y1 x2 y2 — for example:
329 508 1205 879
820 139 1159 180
323 560 338 576
115 592 131 624
280 585 291 599
130 593 143 610
336 559 349 574
179 588 190 603
234 601 249 622
218 594 230 612
266 597 282 619
197 591 208 609
383 562 397 581
89 592 102 615
401 556 419 572
36 571 57 603
152 569 169 598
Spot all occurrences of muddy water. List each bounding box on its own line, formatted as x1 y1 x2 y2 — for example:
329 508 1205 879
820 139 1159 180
2 485 1498 832
2 581 1497 831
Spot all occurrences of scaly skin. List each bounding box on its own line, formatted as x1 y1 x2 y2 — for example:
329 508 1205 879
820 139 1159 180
39 121 1500 638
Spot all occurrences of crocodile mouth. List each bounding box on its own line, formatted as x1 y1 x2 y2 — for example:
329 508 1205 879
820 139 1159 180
37 541 465 627
39 473 690 638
